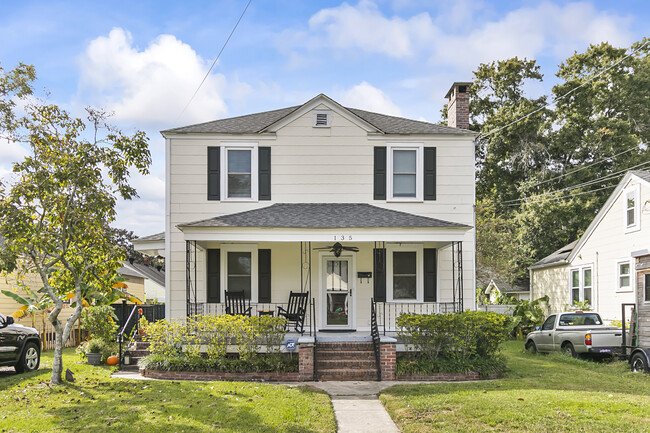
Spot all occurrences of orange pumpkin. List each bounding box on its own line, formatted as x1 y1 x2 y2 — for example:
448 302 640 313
106 356 119 366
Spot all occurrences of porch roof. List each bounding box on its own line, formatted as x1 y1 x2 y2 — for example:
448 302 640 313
178 203 469 229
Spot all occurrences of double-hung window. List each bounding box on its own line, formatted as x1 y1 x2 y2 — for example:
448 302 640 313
645 274 650 302
221 144 258 201
387 143 423 201
221 245 258 302
569 266 592 306
617 260 632 292
387 244 423 301
624 184 640 232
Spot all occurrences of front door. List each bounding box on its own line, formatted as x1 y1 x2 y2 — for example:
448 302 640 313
321 257 354 329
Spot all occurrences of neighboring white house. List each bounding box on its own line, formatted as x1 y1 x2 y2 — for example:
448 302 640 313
118 261 166 303
483 278 530 303
136 84 477 332
530 170 650 321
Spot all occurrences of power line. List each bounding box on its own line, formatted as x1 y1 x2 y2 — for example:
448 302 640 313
497 183 617 207
176 0 253 122
478 39 650 140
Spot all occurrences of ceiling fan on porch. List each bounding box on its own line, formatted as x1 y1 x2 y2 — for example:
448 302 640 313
313 242 359 257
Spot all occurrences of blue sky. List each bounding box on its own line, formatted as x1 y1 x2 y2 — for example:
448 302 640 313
1 0 647 237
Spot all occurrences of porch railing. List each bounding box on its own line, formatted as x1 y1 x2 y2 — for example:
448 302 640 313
190 301 316 337
375 301 462 334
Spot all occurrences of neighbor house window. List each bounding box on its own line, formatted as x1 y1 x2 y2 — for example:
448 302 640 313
645 274 650 302
387 244 423 301
618 261 631 291
569 266 592 306
387 143 423 201
221 144 258 200
624 184 640 232
221 245 258 301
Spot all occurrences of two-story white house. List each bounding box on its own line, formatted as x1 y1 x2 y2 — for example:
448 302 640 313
530 170 650 321
135 83 477 334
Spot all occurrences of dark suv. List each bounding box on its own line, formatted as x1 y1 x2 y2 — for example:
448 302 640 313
0 312 41 373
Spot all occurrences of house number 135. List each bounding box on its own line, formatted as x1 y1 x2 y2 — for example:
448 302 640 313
335 235 352 240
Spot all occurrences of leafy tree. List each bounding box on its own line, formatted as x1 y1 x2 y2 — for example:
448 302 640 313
0 62 35 134
0 103 150 384
472 39 650 280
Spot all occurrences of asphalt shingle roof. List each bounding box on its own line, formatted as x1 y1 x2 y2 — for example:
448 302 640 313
530 240 577 269
632 170 650 184
135 232 165 242
162 97 475 135
118 262 165 287
179 203 469 229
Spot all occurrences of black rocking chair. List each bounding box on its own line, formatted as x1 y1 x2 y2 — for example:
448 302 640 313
224 290 252 317
277 291 309 334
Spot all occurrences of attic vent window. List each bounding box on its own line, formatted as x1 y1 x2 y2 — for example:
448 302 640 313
313 111 330 127
458 85 467 93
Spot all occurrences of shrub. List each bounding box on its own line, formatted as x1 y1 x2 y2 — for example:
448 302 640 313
397 311 511 361
396 353 507 378
138 353 298 373
142 314 288 364
81 305 118 343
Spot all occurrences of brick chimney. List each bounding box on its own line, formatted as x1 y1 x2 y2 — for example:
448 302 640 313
445 82 472 130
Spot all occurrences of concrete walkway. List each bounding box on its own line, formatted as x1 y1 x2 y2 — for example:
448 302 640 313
112 370 414 432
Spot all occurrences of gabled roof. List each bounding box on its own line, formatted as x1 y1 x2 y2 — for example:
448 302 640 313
486 278 530 294
162 94 476 136
566 170 650 263
135 232 165 242
178 203 470 229
529 240 577 270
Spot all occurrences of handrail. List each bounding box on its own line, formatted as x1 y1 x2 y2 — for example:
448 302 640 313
312 297 318 381
370 298 382 381
118 302 139 369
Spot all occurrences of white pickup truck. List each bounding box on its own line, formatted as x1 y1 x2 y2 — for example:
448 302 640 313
525 312 622 358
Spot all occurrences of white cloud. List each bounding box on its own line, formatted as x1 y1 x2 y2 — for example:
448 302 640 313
338 82 403 116
306 0 437 58
0 138 29 162
287 1 633 69
78 28 251 127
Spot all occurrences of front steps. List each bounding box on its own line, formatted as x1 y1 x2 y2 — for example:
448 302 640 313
122 338 150 371
316 342 379 381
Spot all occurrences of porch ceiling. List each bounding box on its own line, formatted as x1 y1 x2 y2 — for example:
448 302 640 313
178 203 471 242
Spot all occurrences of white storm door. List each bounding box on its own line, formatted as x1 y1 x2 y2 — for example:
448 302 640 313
322 257 354 329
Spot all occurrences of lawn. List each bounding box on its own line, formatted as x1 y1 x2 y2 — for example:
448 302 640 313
0 348 335 433
381 340 650 433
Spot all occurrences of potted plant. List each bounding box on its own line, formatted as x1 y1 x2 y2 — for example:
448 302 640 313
86 338 104 365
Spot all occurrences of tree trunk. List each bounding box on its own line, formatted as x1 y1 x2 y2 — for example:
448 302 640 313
50 313 64 385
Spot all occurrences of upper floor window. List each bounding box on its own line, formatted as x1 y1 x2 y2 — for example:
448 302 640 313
617 260 631 292
221 144 258 201
387 143 423 201
624 184 640 232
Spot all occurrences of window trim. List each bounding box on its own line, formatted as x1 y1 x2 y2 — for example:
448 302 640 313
568 265 593 307
220 244 259 303
387 143 423 202
623 184 640 233
616 259 633 293
386 244 423 302
220 143 259 202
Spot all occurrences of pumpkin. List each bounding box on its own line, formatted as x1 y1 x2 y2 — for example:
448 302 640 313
106 355 119 366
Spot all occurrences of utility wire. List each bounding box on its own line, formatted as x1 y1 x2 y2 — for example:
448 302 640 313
497 184 617 207
176 0 252 122
477 39 650 140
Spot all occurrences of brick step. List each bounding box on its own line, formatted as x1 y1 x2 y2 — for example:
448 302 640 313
317 359 376 369
317 350 375 360
316 343 374 351
127 350 150 357
317 368 378 381
132 341 150 350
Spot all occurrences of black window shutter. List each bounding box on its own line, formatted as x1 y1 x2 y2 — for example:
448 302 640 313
258 147 271 201
424 248 437 302
374 147 386 200
207 249 221 303
207 147 220 200
424 147 436 200
373 248 386 302
258 249 272 303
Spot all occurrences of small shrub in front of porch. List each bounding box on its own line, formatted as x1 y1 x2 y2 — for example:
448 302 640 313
138 315 298 373
396 311 511 378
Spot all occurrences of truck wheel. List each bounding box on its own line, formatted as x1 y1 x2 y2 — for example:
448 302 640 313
14 342 40 373
630 353 649 373
525 340 537 354
561 342 577 358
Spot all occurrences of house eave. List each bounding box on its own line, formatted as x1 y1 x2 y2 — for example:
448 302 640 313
528 260 569 271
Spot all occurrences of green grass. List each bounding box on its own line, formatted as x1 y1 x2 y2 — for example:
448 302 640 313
381 340 650 433
0 348 335 433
